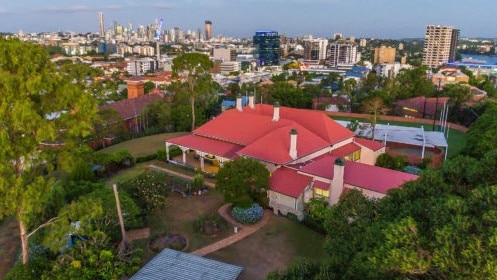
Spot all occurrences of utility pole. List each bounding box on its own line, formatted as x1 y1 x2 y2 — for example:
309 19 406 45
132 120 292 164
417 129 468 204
113 184 127 254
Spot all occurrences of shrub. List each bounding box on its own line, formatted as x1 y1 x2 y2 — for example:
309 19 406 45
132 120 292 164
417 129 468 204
193 214 227 235
168 146 182 158
156 148 167 161
231 203 263 224
119 170 169 213
135 153 157 163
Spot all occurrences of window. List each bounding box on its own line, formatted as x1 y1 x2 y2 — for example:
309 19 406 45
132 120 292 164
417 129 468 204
314 188 329 197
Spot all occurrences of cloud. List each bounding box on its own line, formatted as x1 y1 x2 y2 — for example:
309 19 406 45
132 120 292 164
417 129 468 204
150 3 174 9
38 5 96 14
0 9 13 15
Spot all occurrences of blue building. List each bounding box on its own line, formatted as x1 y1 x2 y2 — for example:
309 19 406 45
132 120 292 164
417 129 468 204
253 31 280 66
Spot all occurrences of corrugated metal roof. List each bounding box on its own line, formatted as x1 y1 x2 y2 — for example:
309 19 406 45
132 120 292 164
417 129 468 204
130 249 244 280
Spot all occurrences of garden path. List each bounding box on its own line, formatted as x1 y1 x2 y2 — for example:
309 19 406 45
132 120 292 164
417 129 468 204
147 164 272 257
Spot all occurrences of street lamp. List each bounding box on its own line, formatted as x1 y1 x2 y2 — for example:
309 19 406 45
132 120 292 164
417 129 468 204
432 78 441 131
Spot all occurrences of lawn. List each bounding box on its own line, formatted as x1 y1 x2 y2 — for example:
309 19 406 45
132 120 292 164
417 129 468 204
98 132 189 158
207 215 326 280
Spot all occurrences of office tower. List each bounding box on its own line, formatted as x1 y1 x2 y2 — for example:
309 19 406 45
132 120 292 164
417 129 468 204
328 42 358 67
253 30 280 66
98 12 104 37
422 25 460 69
374 46 396 64
205 20 212 40
303 39 328 61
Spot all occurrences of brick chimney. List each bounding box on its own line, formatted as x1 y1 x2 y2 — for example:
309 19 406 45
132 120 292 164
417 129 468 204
329 157 345 205
126 79 144 99
289 129 298 160
236 94 243 111
272 102 280 122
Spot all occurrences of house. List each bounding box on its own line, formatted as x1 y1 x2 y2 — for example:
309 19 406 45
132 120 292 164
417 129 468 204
99 92 165 133
165 97 418 219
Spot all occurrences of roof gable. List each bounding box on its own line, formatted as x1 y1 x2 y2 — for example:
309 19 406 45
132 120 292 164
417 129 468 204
99 93 164 120
354 137 385 151
270 167 312 198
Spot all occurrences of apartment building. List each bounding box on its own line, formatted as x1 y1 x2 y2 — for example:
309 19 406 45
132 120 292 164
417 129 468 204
422 25 460 69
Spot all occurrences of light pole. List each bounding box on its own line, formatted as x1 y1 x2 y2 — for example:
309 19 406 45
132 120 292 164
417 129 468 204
432 78 441 131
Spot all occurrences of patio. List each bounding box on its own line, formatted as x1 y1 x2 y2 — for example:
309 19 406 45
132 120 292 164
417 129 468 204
170 150 220 174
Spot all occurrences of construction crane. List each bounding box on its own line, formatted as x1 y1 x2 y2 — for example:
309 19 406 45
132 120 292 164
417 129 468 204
155 17 164 61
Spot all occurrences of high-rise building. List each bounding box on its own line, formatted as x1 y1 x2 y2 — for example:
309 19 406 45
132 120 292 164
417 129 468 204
327 42 358 67
303 38 328 61
422 25 460 69
374 46 396 64
253 30 280 66
205 20 212 41
98 12 104 38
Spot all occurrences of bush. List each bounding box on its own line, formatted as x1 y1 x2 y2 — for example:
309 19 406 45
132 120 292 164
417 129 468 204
156 148 167 161
193 214 227 235
168 146 182 158
231 203 263 224
135 153 157 163
119 170 169 213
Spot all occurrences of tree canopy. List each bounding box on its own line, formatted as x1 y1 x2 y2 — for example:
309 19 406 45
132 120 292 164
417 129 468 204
0 38 98 264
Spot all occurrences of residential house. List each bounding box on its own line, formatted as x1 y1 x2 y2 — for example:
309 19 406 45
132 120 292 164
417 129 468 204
165 97 418 219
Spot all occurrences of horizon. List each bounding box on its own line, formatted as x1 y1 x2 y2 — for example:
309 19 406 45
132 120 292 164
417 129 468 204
1 0 496 39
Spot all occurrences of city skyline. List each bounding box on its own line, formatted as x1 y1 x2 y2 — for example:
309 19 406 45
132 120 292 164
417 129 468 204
1 0 496 39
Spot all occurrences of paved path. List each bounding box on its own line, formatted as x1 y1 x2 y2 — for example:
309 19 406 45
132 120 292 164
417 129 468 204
147 164 272 257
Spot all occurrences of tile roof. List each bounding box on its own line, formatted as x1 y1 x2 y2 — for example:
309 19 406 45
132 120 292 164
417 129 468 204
354 137 385 151
270 167 312 198
167 134 243 159
312 180 329 191
99 93 164 120
344 161 418 194
330 142 361 157
297 153 418 194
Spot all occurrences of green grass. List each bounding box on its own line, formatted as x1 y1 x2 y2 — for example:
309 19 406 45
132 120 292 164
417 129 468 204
330 116 467 158
99 132 189 158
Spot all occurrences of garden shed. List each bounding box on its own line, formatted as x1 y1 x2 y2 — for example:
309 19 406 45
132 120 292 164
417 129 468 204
130 249 244 280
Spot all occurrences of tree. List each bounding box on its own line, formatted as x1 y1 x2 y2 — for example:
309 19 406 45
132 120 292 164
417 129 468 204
0 38 97 264
465 103 497 158
216 158 270 207
361 97 390 139
172 53 213 130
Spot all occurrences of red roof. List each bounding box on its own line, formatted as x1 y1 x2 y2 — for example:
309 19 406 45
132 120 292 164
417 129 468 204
344 161 418 194
312 180 329 191
330 142 361 158
270 167 312 198
186 104 354 164
167 134 243 159
99 93 164 120
297 153 418 194
354 137 385 151
238 124 329 164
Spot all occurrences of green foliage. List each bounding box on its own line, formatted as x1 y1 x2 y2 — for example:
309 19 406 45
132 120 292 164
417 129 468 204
303 198 330 234
266 258 321 280
94 150 134 174
216 157 270 208
465 103 497 158
63 181 105 203
41 231 141 280
0 38 98 263
119 170 169 213
135 153 157 163
193 213 228 235
5 246 55 280
191 173 205 192
156 147 167 161
375 153 407 171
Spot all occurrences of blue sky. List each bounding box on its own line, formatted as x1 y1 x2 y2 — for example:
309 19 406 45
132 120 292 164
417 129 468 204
0 0 495 39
